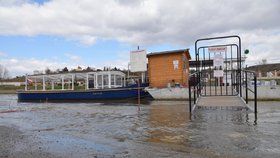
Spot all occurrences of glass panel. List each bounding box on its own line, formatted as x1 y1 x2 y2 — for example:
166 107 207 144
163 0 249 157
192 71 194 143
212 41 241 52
97 75 102 87
88 79 95 88
116 75 122 86
103 75 109 88
111 74 115 86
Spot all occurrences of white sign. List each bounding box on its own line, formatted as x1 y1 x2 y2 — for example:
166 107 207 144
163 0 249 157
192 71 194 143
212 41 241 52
130 50 147 72
173 60 179 70
208 46 227 53
213 54 224 67
214 70 224 77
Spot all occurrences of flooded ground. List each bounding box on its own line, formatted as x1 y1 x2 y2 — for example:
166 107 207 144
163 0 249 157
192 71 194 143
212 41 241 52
0 94 279 158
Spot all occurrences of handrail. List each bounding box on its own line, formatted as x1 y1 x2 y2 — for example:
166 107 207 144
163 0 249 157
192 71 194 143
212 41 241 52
242 70 257 120
188 70 257 122
189 72 200 76
243 69 257 74
188 71 202 116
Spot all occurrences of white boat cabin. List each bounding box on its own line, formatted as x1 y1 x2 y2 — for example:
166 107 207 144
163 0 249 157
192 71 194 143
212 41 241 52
25 71 126 91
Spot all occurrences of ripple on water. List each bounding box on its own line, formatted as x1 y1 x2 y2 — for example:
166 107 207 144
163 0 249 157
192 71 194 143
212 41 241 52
1 95 280 157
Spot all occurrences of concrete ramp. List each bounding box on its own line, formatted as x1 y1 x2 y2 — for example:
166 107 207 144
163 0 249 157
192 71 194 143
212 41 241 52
196 96 249 110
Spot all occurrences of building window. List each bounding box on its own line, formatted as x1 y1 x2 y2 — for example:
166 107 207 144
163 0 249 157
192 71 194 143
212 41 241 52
173 60 179 70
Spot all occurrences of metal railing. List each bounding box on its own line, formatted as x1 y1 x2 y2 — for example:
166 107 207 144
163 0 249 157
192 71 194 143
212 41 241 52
188 70 258 120
188 72 202 115
242 70 258 119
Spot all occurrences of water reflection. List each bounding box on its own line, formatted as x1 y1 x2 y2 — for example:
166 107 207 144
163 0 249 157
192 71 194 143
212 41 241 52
0 95 280 157
189 109 260 156
146 101 190 144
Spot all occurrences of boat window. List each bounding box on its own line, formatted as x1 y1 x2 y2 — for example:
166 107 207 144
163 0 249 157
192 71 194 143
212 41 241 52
88 74 95 89
88 79 95 89
103 74 109 88
116 75 122 86
97 75 102 88
111 74 115 86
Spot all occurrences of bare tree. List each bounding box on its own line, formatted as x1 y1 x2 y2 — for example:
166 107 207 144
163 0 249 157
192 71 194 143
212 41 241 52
0 64 3 80
62 67 69 72
259 58 267 65
0 64 9 80
55 69 60 73
45 67 52 74
262 59 267 65
3 67 9 79
85 66 92 72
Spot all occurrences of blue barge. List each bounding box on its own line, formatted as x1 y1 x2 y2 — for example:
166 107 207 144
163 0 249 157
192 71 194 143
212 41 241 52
18 71 152 102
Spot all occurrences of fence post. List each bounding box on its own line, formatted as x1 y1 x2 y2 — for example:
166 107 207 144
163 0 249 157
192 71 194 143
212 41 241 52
245 71 248 104
194 87 196 105
254 75 257 116
189 81 192 114
198 72 201 97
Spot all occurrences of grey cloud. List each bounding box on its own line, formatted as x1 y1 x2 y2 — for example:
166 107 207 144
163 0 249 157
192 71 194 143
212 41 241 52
0 0 279 64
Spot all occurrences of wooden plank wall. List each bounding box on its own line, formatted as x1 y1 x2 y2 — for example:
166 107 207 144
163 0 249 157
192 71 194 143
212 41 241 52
148 53 189 88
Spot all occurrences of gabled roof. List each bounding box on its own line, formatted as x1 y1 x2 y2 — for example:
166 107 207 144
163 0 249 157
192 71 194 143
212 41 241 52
147 49 191 59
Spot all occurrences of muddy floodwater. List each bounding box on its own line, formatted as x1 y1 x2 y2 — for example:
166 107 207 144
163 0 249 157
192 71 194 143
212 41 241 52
0 94 280 158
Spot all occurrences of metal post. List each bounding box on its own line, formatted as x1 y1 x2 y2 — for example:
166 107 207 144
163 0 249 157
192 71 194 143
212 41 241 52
25 74 27 91
194 87 196 104
108 72 111 88
198 72 201 97
231 45 233 95
85 74 88 90
239 37 242 97
254 75 257 116
203 48 206 96
215 77 217 96
114 75 116 87
209 52 212 96
95 74 98 89
124 75 126 87
35 78 37 90
197 52 201 97
245 71 248 104
127 63 130 79
68 80 71 90
72 74 75 90
62 75 64 90
138 79 140 105
189 81 192 114
51 81 54 90
43 75 46 91
225 47 228 95
101 74 104 89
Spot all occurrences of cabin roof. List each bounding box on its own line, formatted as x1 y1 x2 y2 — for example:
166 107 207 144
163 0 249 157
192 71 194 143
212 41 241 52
27 71 125 79
147 49 191 59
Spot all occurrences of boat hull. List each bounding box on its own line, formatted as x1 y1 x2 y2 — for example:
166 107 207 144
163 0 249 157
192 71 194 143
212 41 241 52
145 87 189 100
18 87 151 102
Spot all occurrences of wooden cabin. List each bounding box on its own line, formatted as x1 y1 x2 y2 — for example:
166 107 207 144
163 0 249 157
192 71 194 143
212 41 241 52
147 49 191 88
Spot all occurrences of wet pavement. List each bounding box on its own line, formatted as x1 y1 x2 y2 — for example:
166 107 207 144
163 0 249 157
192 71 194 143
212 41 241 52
0 94 280 158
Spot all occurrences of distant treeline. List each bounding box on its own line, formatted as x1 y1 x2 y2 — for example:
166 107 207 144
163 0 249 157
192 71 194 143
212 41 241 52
42 66 125 75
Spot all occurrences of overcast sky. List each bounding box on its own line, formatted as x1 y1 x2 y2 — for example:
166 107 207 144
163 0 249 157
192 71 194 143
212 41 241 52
0 0 279 76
